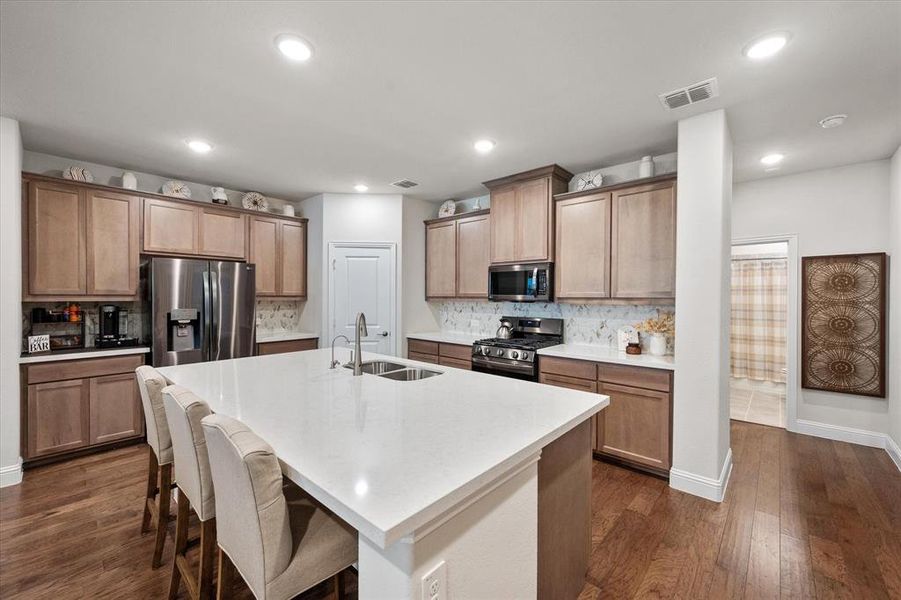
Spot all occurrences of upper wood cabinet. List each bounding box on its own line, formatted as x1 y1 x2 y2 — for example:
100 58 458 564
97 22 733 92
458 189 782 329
555 192 611 300
611 179 676 298
25 179 140 299
198 206 246 259
455 213 491 297
424 210 491 300
553 175 676 302
426 220 457 298
143 197 199 255
483 165 572 265
248 215 307 298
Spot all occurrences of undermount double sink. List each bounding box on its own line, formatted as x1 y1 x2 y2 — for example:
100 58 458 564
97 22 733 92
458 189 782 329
344 360 442 381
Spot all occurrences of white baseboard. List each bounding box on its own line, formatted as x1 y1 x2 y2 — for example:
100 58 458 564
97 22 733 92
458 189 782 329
886 436 901 472
669 448 733 502
794 419 887 448
0 458 23 488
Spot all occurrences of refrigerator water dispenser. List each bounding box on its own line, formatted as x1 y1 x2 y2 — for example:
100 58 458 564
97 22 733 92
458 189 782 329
168 308 200 352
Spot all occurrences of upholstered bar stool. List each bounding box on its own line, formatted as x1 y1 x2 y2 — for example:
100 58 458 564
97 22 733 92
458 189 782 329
135 365 176 568
162 385 217 600
201 414 357 600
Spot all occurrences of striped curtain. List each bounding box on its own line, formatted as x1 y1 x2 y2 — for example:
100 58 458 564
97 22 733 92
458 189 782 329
731 257 787 382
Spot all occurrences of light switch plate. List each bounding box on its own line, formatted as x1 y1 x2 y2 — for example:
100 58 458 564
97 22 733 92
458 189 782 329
421 560 446 600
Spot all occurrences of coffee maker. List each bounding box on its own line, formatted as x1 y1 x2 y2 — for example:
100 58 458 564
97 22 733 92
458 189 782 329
97 305 138 348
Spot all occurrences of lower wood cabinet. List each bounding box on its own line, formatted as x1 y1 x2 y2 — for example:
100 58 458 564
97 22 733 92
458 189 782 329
407 339 471 369
539 356 673 476
256 338 318 355
22 354 145 463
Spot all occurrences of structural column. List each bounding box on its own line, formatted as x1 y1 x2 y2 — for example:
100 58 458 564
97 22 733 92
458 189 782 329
0 116 23 487
671 109 733 501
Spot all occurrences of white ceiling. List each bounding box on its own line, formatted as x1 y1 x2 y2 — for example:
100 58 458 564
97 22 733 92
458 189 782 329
1 2 898 201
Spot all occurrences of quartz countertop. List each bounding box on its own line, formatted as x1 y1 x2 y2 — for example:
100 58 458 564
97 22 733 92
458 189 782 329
158 348 607 548
20 346 151 364
406 331 483 346
538 344 675 370
256 330 319 344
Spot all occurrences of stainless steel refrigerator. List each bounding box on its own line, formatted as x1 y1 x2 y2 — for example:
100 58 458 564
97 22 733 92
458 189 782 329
149 258 256 367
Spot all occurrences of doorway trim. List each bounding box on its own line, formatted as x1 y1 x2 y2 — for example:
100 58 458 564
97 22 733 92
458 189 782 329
730 233 799 432
326 241 399 357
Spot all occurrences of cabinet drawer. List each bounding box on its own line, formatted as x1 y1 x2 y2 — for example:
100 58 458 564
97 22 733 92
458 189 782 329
438 356 471 370
439 342 472 361
26 354 145 384
408 351 440 364
539 372 597 393
539 356 597 380
257 339 318 356
597 364 671 392
408 339 439 356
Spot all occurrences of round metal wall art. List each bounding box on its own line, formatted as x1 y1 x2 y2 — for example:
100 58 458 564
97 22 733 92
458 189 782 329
801 253 885 398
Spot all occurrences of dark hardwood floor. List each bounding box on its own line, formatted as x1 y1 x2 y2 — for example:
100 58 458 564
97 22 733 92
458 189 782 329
1 420 899 599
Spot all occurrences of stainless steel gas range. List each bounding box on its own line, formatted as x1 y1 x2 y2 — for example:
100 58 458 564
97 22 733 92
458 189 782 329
471 317 563 381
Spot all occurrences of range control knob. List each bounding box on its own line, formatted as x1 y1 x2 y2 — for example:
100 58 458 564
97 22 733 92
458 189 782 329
510 351 519 359
495 348 505 357
521 352 530 361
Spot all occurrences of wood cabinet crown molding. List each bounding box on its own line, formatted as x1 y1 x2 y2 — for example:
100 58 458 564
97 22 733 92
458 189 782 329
482 164 573 189
553 173 677 202
423 208 489 226
22 172 308 223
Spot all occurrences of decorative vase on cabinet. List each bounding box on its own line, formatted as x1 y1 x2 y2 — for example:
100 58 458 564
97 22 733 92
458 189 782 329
638 156 655 179
648 333 667 356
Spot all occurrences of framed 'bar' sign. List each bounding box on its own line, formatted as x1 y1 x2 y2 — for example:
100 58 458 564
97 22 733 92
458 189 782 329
801 252 886 398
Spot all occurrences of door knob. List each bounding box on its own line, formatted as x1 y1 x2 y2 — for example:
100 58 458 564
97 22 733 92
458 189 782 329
380 331 389 337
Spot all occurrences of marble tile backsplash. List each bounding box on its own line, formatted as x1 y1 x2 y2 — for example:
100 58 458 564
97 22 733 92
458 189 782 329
434 301 675 353
256 299 301 332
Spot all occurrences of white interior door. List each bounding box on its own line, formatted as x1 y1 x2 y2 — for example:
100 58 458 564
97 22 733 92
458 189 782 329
329 243 396 356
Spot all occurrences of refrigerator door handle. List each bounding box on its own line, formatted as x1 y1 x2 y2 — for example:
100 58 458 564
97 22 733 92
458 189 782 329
202 269 212 362
210 268 220 360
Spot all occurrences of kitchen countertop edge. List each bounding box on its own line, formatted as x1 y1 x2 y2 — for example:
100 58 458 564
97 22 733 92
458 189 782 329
407 331 483 346
20 346 151 364
538 344 675 370
256 331 319 344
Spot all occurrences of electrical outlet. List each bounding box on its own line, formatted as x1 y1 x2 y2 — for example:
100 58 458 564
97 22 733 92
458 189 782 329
421 560 446 600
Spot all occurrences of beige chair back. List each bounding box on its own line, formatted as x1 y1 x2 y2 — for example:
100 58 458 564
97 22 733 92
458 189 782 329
135 366 173 465
201 414 293 598
162 385 216 521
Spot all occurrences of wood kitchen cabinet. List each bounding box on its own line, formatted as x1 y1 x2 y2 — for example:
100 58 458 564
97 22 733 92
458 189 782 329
538 355 673 476
22 353 146 464
256 338 318 355
554 192 611 300
424 209 491 299
248 215 307 298
143 197 199 255
483 165 572 265
407 339 471 369
553 174 676 302
24 178 141 300
198 206 246 259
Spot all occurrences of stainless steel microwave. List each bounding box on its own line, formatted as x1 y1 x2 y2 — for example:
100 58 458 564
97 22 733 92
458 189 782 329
488 263 553 302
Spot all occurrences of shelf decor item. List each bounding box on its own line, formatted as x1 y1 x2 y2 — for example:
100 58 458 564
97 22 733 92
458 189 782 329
162 180 192 198
242 191 268 211
638 156 655 178
121 171 138 190
62 166 94 182
802 252 886 397
438 200 456 218
635 311 674 356
575 169 603 191
210 186 228 205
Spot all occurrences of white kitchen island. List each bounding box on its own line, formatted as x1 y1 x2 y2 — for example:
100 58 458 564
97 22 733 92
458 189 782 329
158 348 608 599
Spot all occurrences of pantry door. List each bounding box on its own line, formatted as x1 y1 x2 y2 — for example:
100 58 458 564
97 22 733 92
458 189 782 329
328 243 397 356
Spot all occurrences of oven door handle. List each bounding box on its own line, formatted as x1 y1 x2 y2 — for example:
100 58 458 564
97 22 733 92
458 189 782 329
471 355 536 375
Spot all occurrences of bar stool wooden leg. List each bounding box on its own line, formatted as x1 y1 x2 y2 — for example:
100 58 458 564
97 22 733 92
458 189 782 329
198 519 217 600
141 450 159 534
168 489 190 599
152 462 173 569
216 548 235 600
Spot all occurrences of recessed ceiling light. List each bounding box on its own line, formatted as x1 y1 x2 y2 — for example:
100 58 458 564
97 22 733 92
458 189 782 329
743 33 790 60
186 139 213 154
760 153 784 166
275 34 313 62
819 114 847 129
474 139 496 154
354 184 369 192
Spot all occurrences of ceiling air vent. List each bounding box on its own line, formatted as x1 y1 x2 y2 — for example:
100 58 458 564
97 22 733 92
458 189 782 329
658 77 719 110
391 179 419 189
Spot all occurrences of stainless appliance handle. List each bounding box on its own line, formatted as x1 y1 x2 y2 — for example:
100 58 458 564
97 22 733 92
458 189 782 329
471 355 535 375
532 266 539 297
210 267 220 361
202 269 212 362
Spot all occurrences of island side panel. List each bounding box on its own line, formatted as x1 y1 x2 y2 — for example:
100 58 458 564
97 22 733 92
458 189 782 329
538 419 592 600
357 462 538 599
